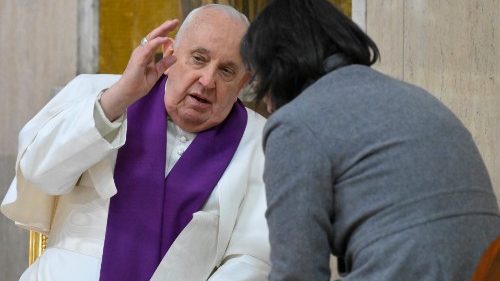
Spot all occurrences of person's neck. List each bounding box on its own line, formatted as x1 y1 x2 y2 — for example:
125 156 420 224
168 118 197 136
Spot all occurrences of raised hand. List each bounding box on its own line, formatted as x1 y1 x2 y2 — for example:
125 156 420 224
100 19 179 121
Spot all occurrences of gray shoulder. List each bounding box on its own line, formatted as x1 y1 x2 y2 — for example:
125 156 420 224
264 101 302 129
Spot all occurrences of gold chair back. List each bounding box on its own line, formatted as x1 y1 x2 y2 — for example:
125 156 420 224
28 231 48 265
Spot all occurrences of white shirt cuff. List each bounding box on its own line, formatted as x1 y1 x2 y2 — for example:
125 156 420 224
93 89 125 142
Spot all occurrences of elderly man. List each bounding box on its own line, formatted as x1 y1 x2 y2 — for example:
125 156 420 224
1 4 269 281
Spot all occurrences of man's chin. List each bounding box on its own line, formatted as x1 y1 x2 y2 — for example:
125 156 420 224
176 113 212 133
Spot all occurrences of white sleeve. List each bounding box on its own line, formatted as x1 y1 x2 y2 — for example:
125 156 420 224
18 75 126 195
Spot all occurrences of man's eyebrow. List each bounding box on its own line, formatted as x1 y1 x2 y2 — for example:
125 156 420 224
191 47 210 54
190 47 240 70
221 62 239 71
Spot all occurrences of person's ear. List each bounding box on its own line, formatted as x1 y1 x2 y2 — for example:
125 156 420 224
163 39 175 75
162 38 175 56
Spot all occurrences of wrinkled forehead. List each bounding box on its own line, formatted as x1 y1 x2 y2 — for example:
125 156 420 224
178 8 247 44
177 10 248 63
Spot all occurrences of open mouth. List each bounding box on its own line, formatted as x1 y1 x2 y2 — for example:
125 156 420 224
189 94 210 104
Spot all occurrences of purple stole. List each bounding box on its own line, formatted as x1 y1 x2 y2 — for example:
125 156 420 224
99 76 247 281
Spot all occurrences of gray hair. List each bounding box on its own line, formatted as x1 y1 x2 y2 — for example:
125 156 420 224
175 4 249 47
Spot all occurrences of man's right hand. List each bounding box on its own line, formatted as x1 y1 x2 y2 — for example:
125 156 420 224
100 19 179 121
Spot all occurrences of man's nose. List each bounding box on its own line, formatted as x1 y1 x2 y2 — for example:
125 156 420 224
198 67 216 89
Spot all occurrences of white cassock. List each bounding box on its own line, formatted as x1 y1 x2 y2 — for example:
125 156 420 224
1 74 270 281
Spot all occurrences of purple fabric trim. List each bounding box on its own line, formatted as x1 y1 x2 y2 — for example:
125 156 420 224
99 76 247 281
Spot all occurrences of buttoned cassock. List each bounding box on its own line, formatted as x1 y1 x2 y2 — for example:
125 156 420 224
1 74 270 281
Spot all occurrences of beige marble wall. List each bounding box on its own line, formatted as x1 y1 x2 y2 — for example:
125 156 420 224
361 0 500 205
0 0 79 279
366 0 404 80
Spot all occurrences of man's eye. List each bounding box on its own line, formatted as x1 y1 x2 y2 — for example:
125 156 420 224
220 67 235 78
192 55 205 64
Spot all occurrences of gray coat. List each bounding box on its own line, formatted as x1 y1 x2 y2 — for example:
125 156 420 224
263 64 500 281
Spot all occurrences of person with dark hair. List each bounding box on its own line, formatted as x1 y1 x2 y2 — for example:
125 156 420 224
241 0 500 280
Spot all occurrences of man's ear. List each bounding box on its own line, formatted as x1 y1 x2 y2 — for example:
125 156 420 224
163 39 175 75
162 38 175 56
